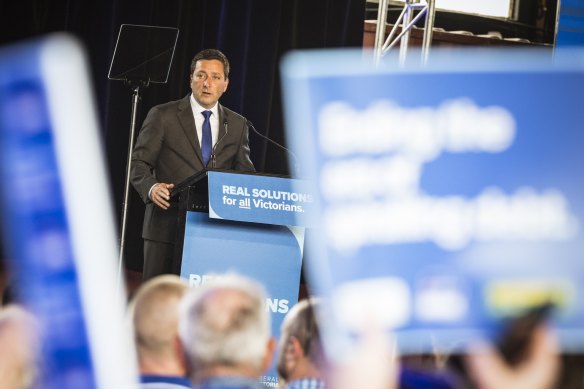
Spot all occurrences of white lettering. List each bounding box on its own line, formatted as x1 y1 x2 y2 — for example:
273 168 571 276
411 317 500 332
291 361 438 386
318 98 516 160
188 273 220 287
325 188 579 251
189 274 201 287
265 298 290 314
222 195 236 205
222 185 249 196
278 299 290 313
316 98 580 252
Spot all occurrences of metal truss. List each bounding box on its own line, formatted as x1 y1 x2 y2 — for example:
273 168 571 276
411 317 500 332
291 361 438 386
373 0 436 65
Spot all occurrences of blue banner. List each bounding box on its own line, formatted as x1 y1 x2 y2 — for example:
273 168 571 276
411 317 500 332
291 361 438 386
0 36 136 388
208 171 315 227
281 48 584 354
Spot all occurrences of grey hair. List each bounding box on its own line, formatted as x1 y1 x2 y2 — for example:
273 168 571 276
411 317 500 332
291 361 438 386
178 273 270 372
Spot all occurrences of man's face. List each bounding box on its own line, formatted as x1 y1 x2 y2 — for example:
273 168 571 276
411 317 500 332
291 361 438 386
190 59 229 109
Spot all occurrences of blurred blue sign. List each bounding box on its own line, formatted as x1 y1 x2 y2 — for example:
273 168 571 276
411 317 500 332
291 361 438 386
281 48 584 353
0 35 136 388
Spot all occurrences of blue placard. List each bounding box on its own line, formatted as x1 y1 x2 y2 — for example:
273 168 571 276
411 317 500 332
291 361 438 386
0 35 137 388
0 38 99 389
281 48 584 354
208 171 315 227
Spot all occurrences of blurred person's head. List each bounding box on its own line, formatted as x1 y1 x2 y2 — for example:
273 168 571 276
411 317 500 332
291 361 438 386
127 274 189 376
277 298 326 384
178 273 275 383
0 304 39 389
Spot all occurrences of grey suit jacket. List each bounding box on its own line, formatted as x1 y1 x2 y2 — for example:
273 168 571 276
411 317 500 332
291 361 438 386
130 95 255 243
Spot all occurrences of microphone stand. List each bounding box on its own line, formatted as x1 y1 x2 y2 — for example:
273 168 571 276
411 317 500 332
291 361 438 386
211 120 229 169
247 120 300 177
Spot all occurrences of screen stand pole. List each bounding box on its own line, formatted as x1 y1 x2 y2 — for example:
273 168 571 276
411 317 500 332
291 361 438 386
117 84 143 295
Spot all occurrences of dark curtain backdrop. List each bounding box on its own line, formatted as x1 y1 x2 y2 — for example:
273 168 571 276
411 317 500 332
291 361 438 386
0 0 365 272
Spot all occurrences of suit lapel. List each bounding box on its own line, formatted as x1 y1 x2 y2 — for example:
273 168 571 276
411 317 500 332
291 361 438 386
177 95 204 166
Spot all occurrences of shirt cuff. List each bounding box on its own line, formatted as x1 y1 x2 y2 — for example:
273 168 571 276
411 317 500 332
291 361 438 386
148 183 158 200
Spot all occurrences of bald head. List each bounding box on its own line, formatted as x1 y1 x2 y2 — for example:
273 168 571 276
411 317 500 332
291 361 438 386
128 275 188 373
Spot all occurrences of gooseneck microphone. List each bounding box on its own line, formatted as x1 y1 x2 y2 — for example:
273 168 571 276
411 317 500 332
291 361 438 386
211 119 229 169
246 119 300 177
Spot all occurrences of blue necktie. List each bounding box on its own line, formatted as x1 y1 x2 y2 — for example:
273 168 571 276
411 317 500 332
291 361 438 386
201 110 212 166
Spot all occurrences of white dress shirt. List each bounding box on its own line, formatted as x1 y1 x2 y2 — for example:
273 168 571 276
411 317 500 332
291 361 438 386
190 94 219 149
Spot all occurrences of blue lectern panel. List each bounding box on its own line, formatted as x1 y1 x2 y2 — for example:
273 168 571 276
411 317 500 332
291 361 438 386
180 211 304 386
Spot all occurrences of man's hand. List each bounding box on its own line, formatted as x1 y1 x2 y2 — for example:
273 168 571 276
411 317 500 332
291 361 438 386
151 183 175 210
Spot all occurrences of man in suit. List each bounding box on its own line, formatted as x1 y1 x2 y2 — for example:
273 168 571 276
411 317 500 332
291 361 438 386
131 49 255 280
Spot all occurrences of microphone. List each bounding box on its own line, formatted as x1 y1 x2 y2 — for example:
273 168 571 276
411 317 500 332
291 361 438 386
246 119 300 177
211 119 229 169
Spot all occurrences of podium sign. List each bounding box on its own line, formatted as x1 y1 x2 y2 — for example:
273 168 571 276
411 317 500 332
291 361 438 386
208 171 315 226
281 48 584 354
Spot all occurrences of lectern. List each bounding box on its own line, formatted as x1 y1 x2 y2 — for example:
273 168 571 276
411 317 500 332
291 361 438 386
170 169 314 386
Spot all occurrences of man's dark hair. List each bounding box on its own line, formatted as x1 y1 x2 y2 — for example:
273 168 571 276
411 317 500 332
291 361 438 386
190 49 230 79
281 299 324 366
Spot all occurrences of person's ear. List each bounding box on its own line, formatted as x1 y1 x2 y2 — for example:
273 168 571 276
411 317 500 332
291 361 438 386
282 336 304 376
223 78 229 92
289 336 305 358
